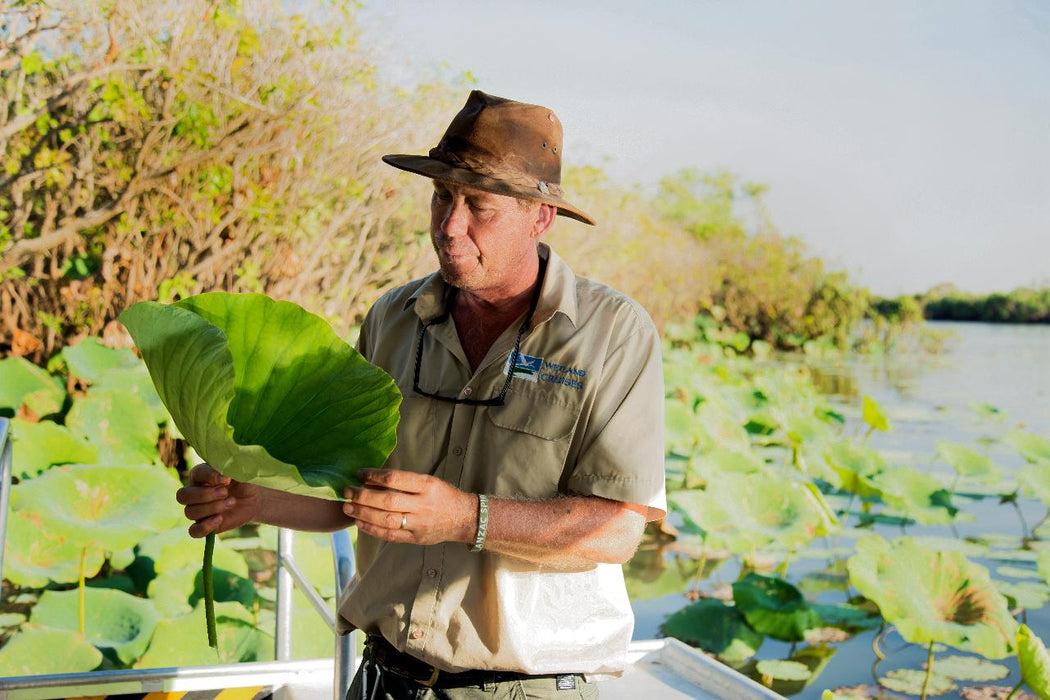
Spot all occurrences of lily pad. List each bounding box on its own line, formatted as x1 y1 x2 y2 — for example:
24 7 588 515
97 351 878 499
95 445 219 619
1018 624 1050 699
937 441 1001 483
0 612 26 628
134 601 273 667
879 668 957 696
60 337 140 383
2 507 106 586
932 655 1010 682
10 418 97 479
93 365 170 425
661 598 763 662
732 574 822 642
0 357 65 416
1004 430 1050 463
10 464 185 553
0 625 102 675
872 466 959 525
65 390 160 465
995 580 1050 610
119 293 401 499
847 535 1017 658
31 588 161 665
1018 463 1050 506
757 659 812 682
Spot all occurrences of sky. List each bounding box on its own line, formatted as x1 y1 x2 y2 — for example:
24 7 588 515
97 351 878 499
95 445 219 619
357 1 1050 296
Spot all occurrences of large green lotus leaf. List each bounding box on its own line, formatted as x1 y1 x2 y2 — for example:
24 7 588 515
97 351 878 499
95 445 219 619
60 337 140 383
66 390 160 465
694 398 751 451
119 293 401 498
624 551 708 601
810 602 879 632
0 357 65 416
31 588 161 665
292 587 335 660
661 598 763 662
1018 624 1050 700
2 508 106 586
0 612 26 628
11 464 184 552
0 625 103 675
291 531 337 599
93 365 170 425
871 466 958 525
134 601 273 667
936 441 1001 483
932 655 1010 682
694 446 766 479
732 574 822 642
671 473 831 554
146 546 254 617
11 418 97 479
133 526 249 578
995 580 1050 610
664 398 700 456
846 535 1017 658
1005 430 1050 463
879 669 956 696
1039 550 1050 584
756 659 811 682
1019 462 1050 506
825 440 887 477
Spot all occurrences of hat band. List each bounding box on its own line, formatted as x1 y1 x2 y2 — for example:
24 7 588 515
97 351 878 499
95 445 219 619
428 145 565 199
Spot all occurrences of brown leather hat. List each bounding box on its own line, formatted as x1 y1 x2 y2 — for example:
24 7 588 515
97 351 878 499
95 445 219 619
383 90 596 226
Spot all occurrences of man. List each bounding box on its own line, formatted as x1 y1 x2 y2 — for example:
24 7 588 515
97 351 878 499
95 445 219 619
177 91 666 699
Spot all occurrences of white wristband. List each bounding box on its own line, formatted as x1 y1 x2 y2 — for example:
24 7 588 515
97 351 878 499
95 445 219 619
470 494 489 552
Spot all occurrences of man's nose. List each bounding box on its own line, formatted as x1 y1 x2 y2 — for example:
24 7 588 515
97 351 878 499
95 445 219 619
441 200 469 237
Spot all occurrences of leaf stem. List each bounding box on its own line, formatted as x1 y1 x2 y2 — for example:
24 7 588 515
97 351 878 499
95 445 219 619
204 531 217 648
1005 679 1022 700
78 546 86 635
920 641 934 700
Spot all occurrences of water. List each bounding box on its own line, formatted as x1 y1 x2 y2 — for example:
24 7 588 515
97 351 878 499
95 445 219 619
629 322 1050 697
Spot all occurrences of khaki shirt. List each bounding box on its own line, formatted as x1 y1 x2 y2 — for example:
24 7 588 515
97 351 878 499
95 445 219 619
337 244 666 677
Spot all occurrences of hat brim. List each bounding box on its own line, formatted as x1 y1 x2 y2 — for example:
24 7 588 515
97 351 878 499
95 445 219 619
382 154 596 226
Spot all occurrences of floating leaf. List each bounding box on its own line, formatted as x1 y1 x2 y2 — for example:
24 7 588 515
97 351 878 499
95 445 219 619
10 418 97 479
937 441 1001 483
997 565 1042 580
872 466 959 525
60 337 140 383
2 508 106 586
1018 463 1050 507
811 602 879 632
66 390 160 465
862 395 891 433
931 655 1010 682
93 365 170 424
11 464 184 553
757 659 811 682
134 601 273 667
119 293 401 498
847 536 1017 658
661 598 763 662
0 625 102 675
995 580 1050 610
970 402 1005 421
879 668 957 696
31 588 161 665
1018 624 1050 700
0 357 65 416
732 574 822 642
1004 430 1050 464
0 612 26 628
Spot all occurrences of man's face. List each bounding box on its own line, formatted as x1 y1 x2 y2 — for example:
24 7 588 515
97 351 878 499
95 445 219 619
430 181 545 297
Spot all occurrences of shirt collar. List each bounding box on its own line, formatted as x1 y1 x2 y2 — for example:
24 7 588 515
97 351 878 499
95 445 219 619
406 242 578 328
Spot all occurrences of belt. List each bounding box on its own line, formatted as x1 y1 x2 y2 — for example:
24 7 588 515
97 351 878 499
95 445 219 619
365 635 582 689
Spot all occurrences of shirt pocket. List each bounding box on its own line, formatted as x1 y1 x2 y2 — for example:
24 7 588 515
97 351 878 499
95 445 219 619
483 395 581 498
385 396 438 473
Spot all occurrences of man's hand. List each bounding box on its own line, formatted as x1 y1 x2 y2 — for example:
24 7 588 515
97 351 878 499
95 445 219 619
344 469 477 546
176 463 261 538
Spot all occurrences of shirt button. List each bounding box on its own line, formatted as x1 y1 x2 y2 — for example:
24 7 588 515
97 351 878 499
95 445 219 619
427 568 438 578
462 387 473 397
411 629 423 640
453 446 464 456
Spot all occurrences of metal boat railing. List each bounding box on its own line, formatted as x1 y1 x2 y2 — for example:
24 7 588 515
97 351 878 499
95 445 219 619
0 416 356 699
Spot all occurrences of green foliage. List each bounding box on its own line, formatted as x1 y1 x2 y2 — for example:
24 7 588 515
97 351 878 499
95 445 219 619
923 287 1050 324
31 588 162 665
732 574 822 642
119 292 401 499
0 626 103 675
661 598 764 662
1018 624 1050 699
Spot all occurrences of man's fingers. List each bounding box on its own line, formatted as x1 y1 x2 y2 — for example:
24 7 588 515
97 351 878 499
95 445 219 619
176 485 228 505
188 513 223 538
354 519 414 544
346 487 410 513
183 499 235 522
358 469 427 493
188 463 231 486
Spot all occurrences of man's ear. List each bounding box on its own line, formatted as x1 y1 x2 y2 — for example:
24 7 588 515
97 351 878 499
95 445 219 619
532 203 557 239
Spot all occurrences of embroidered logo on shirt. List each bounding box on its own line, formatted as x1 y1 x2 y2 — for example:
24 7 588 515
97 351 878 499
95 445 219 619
504 354 587 391
503 353 543 382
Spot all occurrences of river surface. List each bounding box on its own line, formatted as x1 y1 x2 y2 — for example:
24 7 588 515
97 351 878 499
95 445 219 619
628 321 1050 698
